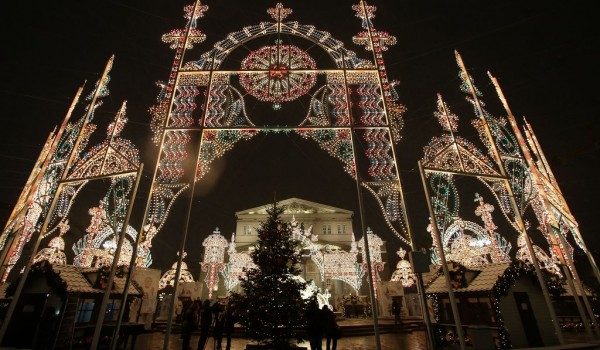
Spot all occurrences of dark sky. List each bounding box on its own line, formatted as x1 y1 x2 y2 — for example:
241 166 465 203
0 0 598 274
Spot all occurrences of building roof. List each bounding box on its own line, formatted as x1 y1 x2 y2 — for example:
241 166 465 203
426 262 511 294
236 197 353 216
0 264 143 298
53 264 142 295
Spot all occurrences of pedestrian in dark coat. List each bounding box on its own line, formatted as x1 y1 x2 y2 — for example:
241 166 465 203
321 305 339 350
181 303 199 350
224 302 237 350
197 299 213 350
212 301 225 350
305 300 323 350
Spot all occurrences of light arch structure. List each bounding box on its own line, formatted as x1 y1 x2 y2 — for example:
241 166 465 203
140 0 412 265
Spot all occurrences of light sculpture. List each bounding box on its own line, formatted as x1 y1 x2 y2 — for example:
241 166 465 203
140 1 412 273
390 248 415 287
201 228 229 299
33 220 69 265
358 228 384 298
159 252 195 290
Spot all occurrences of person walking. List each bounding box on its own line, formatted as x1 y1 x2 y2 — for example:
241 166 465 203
181 303 199 350
321 305 340 350
224 301 237 350
305 300 323 350
197 299 213 350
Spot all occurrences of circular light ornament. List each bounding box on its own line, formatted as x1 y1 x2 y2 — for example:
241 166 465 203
239 45 317 109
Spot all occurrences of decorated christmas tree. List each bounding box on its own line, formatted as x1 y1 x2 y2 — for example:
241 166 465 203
231 202 307 349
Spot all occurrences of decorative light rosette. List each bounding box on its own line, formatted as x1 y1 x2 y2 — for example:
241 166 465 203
239 45 317 109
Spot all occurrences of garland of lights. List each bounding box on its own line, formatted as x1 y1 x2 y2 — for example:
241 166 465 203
295 128 356 178
362 182 411 245
169 85 199 128
183 9 370 72
488 260 565 349
197 130 258 181
301 77 350 127
156 130 191 184
204 80 254 127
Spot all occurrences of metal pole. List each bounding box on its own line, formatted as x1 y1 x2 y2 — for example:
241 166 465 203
91 166 143 350
110 166 146 350
418 161 466 350
163 179 198 350
415 271 435 350
352 174 381 350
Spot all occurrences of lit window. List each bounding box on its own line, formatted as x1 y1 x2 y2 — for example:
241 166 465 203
75 299 95 323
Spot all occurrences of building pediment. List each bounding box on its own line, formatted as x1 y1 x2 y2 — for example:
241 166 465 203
236 198 353 216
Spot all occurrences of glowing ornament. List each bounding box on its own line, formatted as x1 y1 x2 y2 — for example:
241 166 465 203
159 252 195 290
390 248 415 287
239 45 317 107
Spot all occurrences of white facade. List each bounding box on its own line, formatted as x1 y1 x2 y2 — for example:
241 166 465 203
235 198 355 248
228 198 387 307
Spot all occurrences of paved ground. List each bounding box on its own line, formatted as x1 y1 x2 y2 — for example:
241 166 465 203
132 331 427 350
127 317 600 350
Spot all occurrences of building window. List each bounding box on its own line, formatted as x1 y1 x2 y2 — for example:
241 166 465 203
323 225 331 235
75 299 95 323
244 225 252 235
105 299 121 322
337 225 346 234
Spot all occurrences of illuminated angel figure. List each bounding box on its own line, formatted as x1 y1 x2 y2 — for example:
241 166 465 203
159 252 195 290
390 248 415 287
33 220 69 265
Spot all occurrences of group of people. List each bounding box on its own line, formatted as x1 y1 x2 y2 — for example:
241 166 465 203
305 301 341 350
180 299 237 350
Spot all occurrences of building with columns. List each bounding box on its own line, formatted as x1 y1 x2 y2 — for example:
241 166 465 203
199 198 390 311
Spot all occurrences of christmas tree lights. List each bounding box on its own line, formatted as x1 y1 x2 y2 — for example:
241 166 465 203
230 203 307 348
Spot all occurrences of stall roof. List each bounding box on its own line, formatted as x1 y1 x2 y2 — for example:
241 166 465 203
426 263 511 294
0 264 143 298
53 264 142 295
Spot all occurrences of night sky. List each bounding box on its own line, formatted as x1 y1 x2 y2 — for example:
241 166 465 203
0 1 598 276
